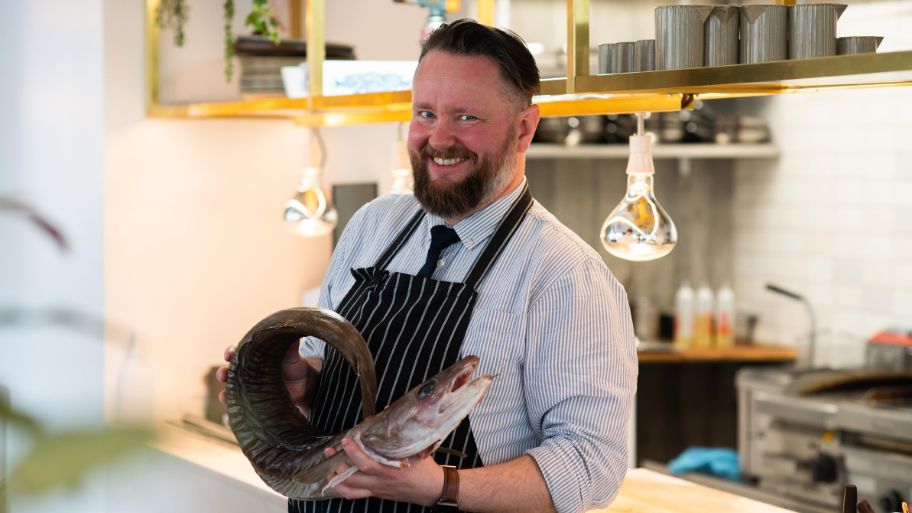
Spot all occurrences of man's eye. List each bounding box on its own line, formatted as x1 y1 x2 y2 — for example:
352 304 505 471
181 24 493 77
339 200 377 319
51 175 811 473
418 382 435 398
418 111 435 119
457 114 477 121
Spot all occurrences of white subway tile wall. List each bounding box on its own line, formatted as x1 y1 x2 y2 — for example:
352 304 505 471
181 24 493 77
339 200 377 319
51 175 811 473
734 2 912 367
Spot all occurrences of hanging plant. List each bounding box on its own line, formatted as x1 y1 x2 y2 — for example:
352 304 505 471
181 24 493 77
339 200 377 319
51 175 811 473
156 0 284 83
224 0 235 81
155 0 189 47
246 0 282 44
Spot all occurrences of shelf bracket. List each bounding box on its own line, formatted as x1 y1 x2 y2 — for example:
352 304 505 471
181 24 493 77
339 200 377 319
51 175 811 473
306 0 325 109
566 0 590 94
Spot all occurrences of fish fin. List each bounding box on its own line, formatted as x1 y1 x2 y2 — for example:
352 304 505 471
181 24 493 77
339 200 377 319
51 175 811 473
321 466 359 495
352 433 402 468
293 446 349 484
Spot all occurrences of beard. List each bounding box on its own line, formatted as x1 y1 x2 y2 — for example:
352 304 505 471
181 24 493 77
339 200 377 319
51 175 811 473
410 128 517 219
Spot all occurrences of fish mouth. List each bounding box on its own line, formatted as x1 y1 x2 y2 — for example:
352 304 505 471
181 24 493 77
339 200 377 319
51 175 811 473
437 356 490 417
449 359 476 393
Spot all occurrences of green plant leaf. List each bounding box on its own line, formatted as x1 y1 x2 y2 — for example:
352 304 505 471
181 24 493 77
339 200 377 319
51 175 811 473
10 426 155 496
0 399 41 435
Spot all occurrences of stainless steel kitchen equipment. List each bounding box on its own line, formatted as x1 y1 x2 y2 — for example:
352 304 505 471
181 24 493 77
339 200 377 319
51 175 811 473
634 39 656 72
789 4 848 60
655 5 714 70
838 36 884 55
740 5 788 64
739 366 912 513
599 42 635 74
866 328 912 373
705 6 740 67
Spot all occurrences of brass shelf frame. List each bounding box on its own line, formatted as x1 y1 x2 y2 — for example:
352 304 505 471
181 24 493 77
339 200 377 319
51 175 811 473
146 0 912 126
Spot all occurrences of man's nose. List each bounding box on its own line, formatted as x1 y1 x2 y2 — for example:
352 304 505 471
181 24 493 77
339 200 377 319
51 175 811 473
428 118 456 149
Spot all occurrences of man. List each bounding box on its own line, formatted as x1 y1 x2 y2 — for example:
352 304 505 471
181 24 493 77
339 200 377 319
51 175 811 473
219 19 637 513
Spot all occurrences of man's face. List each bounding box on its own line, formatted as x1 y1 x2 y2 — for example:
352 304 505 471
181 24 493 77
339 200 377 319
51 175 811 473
408 50 522 219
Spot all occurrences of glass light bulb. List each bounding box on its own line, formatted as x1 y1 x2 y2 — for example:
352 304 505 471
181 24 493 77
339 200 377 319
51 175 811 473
389 140 414 194
389 168 414 194
284 167 336 237
600 135 677 261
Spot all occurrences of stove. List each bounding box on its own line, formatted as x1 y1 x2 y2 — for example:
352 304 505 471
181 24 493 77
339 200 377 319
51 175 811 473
738 366 912 513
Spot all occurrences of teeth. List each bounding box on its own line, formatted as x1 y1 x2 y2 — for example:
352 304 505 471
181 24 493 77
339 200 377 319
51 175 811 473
433 157 466 166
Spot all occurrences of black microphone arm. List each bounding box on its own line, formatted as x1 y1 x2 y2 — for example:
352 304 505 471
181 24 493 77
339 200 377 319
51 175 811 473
766 283 817 368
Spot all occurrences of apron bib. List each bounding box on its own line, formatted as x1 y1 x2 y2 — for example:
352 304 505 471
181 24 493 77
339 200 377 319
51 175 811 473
294 185 532 513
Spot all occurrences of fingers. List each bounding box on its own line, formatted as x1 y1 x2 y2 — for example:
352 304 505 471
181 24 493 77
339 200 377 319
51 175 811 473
223 345 236 362
218 389 227 405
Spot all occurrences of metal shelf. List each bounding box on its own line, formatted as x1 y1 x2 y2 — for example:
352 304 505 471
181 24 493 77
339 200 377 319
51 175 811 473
145 0 912 126
525 143 779 160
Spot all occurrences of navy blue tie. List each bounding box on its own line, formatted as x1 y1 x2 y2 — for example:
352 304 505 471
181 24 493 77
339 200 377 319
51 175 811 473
417 225 460 278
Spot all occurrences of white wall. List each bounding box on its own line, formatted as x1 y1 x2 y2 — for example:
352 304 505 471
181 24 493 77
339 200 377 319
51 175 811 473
0 0 106 511
733 2 912 368
103 0 434 424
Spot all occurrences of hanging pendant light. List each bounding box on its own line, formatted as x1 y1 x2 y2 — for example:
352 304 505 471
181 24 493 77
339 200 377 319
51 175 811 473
600 113 677 261
284 128 337 237
389 123 414 194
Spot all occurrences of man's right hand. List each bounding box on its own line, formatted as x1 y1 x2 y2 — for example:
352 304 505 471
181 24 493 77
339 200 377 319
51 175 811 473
216 342 321 416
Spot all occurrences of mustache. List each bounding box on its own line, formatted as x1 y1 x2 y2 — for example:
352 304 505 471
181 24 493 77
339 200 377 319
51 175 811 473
418 143 476 162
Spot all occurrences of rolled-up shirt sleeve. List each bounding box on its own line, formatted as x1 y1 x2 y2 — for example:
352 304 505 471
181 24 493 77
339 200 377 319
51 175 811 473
524 258 638 513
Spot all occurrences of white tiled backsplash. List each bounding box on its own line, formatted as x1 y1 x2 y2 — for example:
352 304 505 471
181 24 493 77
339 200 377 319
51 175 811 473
733 0 912 366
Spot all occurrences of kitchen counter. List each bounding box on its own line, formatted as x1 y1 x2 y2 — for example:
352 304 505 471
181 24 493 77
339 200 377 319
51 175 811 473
144 425 793 513
637 343 797 363
595 468 795 513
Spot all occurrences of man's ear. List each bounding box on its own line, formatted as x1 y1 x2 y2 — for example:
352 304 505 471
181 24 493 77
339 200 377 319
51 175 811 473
515 104 541 154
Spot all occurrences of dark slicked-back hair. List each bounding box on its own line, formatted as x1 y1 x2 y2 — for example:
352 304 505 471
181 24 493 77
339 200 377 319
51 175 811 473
420 19 540 107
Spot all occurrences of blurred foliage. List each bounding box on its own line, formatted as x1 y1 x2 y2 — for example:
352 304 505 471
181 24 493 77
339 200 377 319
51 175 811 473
1 195 156 497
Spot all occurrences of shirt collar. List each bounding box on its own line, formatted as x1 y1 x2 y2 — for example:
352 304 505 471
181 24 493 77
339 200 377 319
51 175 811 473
425 176 527 249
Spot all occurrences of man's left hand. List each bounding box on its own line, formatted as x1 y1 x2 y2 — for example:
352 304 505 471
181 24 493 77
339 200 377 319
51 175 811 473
325 436 444 507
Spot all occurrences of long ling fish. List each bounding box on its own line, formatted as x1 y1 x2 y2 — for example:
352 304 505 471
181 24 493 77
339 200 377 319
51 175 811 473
225 307 492 500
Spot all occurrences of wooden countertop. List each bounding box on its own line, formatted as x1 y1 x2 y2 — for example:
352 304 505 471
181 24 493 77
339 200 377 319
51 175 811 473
592 468 796 513
637 343 797 363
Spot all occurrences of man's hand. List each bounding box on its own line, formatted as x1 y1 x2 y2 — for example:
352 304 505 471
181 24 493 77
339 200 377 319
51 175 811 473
215 342 321 415
324 437 444 507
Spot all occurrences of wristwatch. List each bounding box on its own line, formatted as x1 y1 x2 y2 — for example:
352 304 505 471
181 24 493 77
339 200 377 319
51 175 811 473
435 465 460 512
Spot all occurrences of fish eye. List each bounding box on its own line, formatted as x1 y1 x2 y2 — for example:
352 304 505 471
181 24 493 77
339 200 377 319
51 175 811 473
418 382 435 399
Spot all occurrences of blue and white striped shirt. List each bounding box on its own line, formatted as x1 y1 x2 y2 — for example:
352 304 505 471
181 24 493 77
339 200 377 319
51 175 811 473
302 178 638 513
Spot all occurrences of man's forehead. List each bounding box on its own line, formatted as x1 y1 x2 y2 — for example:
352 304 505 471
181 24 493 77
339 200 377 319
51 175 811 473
412 51 511 107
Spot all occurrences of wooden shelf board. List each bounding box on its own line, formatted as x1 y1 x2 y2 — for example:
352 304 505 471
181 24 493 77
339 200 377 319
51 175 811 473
526 143 779 160
637 343 797 363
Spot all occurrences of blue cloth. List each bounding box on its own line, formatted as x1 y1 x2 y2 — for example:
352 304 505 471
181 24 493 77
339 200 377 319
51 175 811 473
668 447 741 481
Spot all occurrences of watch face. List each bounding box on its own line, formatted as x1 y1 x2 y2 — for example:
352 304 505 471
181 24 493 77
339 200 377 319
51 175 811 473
434 503 459 513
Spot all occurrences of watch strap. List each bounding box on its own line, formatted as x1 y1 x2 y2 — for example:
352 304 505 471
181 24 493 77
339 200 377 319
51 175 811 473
435 465 459 512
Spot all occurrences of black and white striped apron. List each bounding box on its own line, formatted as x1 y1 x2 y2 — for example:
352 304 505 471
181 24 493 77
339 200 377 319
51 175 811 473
292 185 532 513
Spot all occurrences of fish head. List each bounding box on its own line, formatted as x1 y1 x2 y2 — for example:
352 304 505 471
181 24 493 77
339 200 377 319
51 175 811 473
359 355 492 460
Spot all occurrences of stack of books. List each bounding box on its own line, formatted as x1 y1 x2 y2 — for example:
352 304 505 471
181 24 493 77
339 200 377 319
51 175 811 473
234 35 355 96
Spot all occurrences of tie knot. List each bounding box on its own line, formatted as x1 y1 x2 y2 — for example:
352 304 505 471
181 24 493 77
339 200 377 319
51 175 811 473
429 225 460 250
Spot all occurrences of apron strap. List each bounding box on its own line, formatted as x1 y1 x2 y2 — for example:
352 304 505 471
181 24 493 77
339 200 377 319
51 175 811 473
372 209 425 270
464 183 533 289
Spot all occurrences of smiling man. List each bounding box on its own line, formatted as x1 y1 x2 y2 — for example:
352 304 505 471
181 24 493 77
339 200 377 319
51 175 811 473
220 18 637 513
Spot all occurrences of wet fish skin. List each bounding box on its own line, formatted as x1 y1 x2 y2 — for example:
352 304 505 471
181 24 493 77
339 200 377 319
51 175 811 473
225 307 492 500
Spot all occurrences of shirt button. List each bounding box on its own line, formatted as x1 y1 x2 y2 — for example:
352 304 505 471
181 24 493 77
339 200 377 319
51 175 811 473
437 258 445 267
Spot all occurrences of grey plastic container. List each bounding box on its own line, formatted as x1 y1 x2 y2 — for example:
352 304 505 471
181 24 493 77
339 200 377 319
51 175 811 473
705 6 740 66
656 5 714 70
740 5 788 64
789 3 847 59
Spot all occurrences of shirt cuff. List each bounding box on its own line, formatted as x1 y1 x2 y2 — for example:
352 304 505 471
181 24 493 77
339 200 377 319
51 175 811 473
298 336 325 359
526 441 587 513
